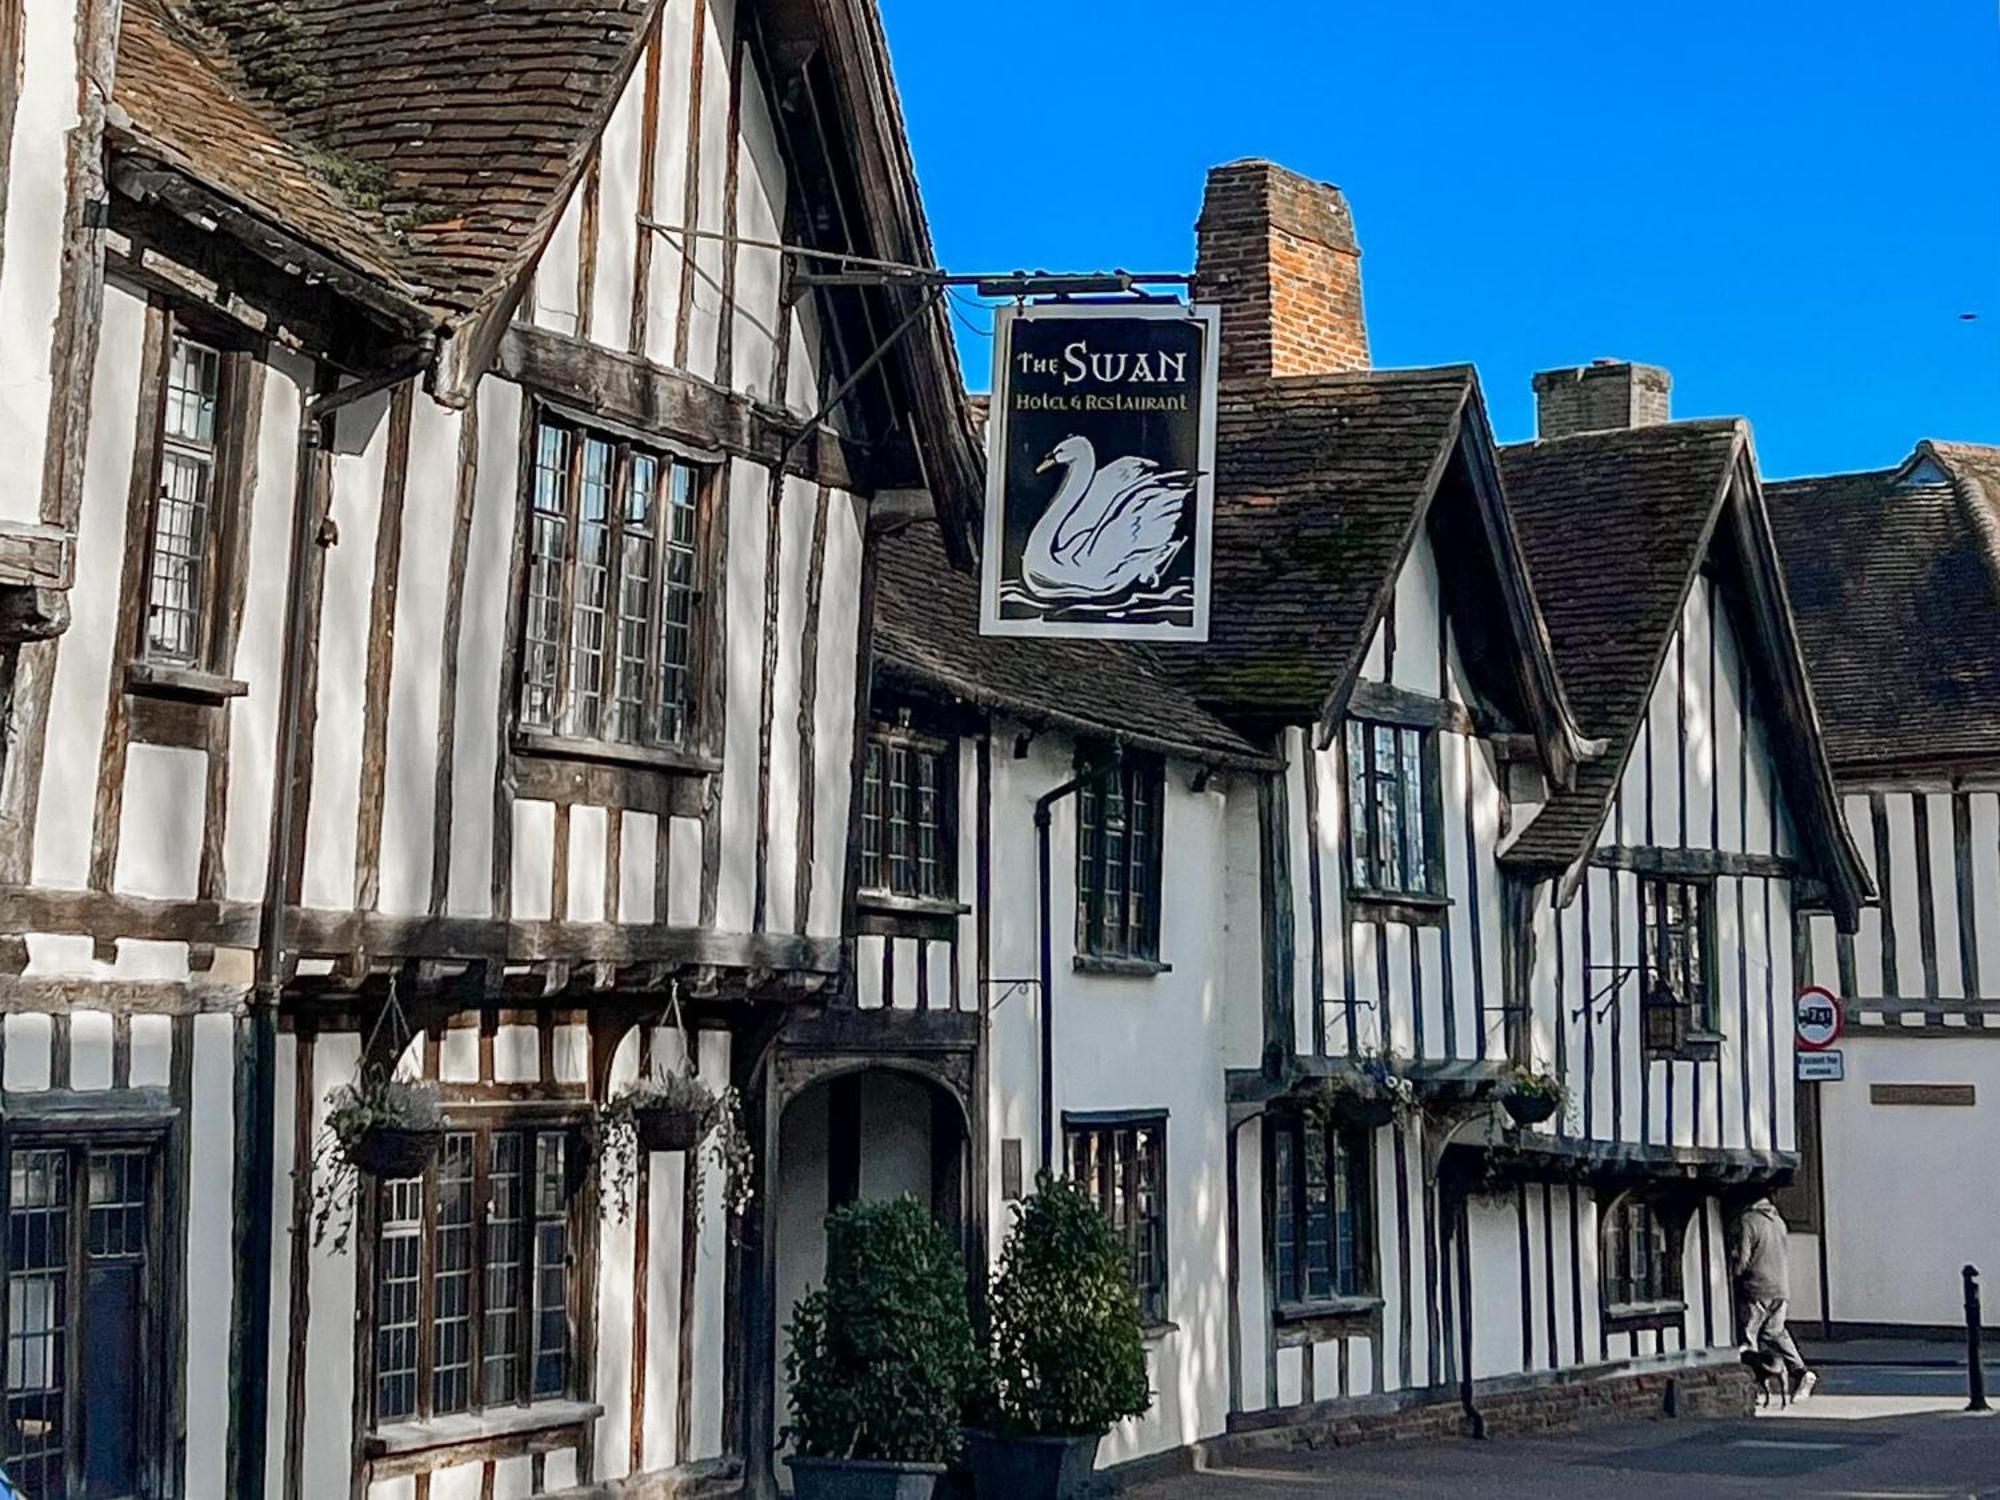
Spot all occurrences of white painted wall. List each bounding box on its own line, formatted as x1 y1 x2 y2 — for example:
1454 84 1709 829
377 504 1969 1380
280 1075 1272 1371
978 718 1239 1464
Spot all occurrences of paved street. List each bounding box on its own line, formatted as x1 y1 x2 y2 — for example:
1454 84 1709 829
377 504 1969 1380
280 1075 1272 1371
1124 1350 2000 1499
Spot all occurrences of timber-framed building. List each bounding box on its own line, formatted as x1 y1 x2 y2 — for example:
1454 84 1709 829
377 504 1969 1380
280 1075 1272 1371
0 0 981 1496
0 2 1914 1496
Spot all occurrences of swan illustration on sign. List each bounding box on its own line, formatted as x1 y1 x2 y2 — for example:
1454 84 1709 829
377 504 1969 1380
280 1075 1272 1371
1018 436 1198 604
982 301 1219 640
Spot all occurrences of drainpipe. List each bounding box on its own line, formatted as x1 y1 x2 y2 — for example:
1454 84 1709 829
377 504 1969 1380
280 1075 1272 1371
239 347 433 1500
1032 747 1122 1175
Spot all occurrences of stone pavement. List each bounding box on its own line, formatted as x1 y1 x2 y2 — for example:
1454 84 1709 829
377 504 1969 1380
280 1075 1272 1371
1118 1360 2000 1499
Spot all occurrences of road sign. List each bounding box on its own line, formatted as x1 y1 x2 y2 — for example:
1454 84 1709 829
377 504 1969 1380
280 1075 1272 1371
1798 1049 1845 1083
1796 986 1844 1051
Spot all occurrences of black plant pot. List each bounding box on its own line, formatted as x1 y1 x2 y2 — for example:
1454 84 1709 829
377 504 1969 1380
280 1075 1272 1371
635 1100 713 1153
788 1456 946 1500
347 1124 443 1178
1333 1094 1396 1131
964 1431 1103 1500
1502 1092 1560 1127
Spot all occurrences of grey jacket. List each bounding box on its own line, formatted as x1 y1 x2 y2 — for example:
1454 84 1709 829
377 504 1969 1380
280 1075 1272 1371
1731 1200 1790 1303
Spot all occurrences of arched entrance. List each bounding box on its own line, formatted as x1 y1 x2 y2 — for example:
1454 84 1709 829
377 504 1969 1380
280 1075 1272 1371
769 1058 976 1473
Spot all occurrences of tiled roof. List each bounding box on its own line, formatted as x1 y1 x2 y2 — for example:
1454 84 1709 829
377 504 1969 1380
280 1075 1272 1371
1499 421 1744 865
115 0 654 326
873 518 1272 768
1152 367 1478 717
1767 443 2000 773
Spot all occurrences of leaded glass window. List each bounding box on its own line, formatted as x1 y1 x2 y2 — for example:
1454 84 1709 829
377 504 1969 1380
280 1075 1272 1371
518 414 707 750
1271 1113 1370 1306
1064 1118 1168 1326
371 1121 581 1428
5 1141 159 1498
1345 718 1439 897
860 727 956 902
1077 753 1165 961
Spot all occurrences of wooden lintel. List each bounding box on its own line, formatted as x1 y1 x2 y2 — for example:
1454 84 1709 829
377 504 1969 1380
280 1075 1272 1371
1347 679 1477 738
1589 845 1797 881
496 322 875 494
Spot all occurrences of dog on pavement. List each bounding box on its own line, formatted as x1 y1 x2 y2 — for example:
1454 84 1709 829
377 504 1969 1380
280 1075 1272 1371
1741 1346 1792 1408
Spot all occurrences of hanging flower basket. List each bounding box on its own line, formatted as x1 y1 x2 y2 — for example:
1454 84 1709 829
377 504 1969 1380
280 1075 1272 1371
1499 1066 1566 1128
1500 1092 1559 1128
313 1072 447 1252
1333 1093 1397 1131
635 1090 717 1153
600 1068 755 1228
347 1120 445 1177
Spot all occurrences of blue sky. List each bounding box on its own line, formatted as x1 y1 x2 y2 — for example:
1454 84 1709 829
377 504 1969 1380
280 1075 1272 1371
878 1 2000 479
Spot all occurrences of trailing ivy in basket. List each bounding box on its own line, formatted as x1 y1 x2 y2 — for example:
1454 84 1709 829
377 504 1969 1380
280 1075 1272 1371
311 1074 445 1253
600 1071 757 1227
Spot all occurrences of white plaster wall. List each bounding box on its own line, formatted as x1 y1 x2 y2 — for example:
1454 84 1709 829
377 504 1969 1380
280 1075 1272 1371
443 377 523 918
224 350 312 903
713 457 770 932
983 722 1234 1464
30 283 143 888
375 393 465 915
1815 1036 2000 1327
301 390 393 910
0 0 80 525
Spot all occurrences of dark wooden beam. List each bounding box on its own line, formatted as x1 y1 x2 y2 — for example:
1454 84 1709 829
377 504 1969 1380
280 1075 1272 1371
496 324 876 494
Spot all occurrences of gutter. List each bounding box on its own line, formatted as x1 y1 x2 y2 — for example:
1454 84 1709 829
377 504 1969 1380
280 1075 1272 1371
238 346 434 1500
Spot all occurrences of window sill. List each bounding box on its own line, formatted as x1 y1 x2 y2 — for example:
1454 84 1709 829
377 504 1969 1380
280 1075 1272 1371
513 729 718 777
1073 954 1172 978
125 660 248 704
857 892 970 919
1347 888 1451 910
1647 1033 1723 1064
1603 1299 1686 1333
1274 1295 1383 1328
364 1399 603 1460
1141 1320 1180 1344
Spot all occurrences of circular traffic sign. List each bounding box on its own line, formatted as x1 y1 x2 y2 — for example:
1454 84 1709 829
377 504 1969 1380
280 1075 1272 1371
1796 986 1843 1051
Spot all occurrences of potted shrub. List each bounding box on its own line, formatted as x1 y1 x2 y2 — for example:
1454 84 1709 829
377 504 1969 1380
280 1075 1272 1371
1500 1066 1566 1127
312 1074 444 1250
599 1074 758 1225
968 1175 1152 1500
1299 1051 1416 1132
784 1196 978 1500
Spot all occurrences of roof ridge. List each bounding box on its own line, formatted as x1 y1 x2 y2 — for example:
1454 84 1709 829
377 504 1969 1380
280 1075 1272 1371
1498 416 1743 454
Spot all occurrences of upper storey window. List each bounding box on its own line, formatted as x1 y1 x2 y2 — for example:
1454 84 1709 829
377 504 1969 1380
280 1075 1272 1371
135 319 254 683
1077 751 1165 963
859 722 957 905
517 415 708 752
1639 876 1715 1052
1344 719 1440 899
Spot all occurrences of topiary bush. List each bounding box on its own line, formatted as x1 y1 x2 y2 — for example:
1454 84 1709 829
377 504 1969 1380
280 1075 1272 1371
785 1196 978 1464
982 1174 1152 1437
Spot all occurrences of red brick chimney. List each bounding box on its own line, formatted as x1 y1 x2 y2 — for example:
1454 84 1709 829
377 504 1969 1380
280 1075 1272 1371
1195 159 1370 382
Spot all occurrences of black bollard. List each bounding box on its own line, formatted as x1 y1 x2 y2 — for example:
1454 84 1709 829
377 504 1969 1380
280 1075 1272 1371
1965 1264 1989 1413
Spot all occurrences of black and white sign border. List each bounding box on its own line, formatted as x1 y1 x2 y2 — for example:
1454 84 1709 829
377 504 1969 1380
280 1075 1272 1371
978 301 1221 642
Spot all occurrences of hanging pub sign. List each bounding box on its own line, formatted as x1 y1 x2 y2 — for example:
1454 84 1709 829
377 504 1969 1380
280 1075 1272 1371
980 301 1220 641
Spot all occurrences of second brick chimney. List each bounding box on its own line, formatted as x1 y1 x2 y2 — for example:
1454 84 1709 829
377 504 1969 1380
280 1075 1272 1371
1531 361 1672 439
1196 160 1370 382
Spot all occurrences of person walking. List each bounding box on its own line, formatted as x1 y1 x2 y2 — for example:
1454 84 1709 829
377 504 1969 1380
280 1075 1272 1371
1733 1196 1817 1401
